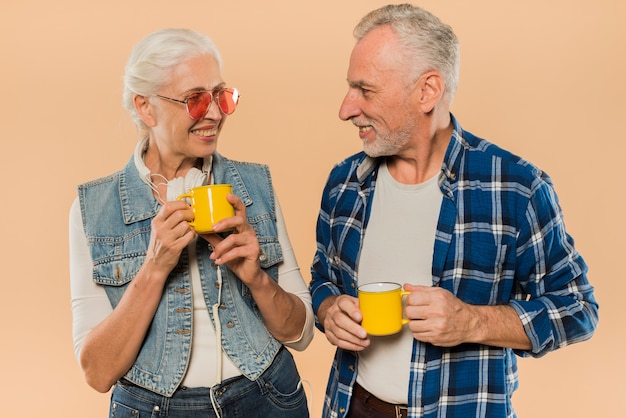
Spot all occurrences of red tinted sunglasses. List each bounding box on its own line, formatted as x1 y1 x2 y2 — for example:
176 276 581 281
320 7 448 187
155 88 240 119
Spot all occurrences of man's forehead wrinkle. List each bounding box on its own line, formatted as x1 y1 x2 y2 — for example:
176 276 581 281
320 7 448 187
347 64 397 90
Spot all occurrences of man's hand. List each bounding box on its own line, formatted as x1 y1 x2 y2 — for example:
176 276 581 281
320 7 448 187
318 295 370 351
404 284 480 347
404 284 531 349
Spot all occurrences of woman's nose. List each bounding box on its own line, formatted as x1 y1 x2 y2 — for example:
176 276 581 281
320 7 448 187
204 98 223 120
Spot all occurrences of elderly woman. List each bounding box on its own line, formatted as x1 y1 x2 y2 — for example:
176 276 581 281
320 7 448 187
70 28 313 417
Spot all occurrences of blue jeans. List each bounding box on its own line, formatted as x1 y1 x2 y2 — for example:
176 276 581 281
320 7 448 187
109 347 309 417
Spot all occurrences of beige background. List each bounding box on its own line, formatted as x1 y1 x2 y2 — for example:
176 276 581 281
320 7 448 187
1 0 624 416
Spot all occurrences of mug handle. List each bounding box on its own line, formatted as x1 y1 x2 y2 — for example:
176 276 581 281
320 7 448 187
401 290 411 326
176 193 195 227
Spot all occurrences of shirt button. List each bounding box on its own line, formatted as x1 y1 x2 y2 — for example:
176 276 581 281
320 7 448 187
227 321 235 328
259 249 267 262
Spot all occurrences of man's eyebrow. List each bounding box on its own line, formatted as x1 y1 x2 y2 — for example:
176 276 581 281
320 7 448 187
348 80 375 89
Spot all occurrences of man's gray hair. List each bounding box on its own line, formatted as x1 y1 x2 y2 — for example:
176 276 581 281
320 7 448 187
354 4 460 100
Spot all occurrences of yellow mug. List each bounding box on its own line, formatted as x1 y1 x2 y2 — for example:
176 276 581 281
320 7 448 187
176 184 235 234
358 282 410 336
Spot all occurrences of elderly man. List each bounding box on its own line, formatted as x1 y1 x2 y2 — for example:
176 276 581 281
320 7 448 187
309 4 598 418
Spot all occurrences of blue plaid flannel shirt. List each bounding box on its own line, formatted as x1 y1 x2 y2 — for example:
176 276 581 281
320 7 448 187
309 115 599 418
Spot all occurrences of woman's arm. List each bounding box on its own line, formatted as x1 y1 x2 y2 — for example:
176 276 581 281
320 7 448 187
69 199 195 392
206 193 313 348
263 196 314 350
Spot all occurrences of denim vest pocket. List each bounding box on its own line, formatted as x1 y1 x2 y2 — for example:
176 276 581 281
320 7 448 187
240 240 282 304
258 239 283 269
249 213 283 268
90 229 150 288
93 253 146 287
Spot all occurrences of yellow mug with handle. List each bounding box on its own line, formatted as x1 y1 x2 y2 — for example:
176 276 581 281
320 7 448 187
176 184 235 234
358 282 410 336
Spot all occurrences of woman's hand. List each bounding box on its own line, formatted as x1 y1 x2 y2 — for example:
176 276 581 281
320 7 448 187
146 200 196 276
201 194 264 287
201 193 307 343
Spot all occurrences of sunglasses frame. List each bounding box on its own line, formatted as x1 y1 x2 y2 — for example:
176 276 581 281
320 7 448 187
155 87 240 119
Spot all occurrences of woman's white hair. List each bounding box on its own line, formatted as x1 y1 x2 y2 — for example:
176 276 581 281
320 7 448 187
122 28 222 131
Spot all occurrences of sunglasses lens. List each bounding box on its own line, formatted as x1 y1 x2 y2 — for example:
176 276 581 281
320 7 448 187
186 89 240 119
187 92 213 119
218 88 240 115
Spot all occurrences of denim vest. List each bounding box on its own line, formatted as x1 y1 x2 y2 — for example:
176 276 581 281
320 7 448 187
78 152 284 397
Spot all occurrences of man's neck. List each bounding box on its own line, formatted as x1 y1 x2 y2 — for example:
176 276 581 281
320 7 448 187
386 114 453 184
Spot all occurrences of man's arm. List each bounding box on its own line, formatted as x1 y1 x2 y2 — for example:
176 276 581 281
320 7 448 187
404 284 531 349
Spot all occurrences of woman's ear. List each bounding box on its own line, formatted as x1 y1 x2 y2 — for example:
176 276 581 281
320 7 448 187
134 94 157 127
416 71 445 114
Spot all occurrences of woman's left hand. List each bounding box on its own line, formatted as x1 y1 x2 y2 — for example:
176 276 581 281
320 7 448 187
201 194 264 286
202 193 308 344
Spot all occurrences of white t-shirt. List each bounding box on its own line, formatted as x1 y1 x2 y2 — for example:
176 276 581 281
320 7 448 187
356 161 442 404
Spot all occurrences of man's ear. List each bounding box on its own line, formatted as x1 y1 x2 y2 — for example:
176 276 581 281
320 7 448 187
134 94 157 127
417 71 445 114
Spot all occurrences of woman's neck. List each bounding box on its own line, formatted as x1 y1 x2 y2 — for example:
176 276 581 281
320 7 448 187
143 144 202 180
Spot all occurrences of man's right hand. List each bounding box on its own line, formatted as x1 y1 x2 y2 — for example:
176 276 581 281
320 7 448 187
318 295 370 351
